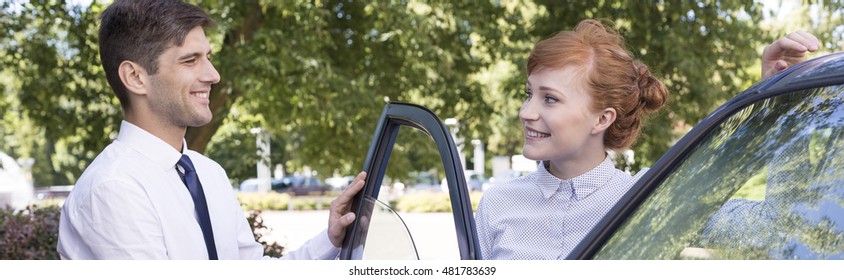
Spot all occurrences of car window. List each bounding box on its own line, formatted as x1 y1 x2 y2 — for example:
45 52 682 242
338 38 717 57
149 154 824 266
355 128 462 260
339 102 480 260
594 85 844 259
357 197 419 259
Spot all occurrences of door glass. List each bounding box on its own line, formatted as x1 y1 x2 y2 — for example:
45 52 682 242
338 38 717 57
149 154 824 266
360 198 419 259
359 128 461 259
595 85 844 259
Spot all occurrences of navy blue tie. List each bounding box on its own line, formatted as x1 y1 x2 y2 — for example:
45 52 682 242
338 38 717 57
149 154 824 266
177 154 218 260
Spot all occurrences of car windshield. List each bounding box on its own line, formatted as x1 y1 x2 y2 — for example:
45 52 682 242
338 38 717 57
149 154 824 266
594 84 844 259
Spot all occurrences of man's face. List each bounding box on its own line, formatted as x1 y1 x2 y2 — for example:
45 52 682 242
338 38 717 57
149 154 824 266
146 26 220 128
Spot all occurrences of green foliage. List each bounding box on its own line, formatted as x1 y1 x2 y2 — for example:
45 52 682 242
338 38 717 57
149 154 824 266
196 0 509 179
1 0 116 186
245 210 285 258
237 192 334 211
395 192 453 212
0 205 61 260
0 202 288 260
237 190 482 213
238 192 292 211
393 191 483 213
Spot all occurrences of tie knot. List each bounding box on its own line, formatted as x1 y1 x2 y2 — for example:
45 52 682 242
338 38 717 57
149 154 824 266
178 154 196 173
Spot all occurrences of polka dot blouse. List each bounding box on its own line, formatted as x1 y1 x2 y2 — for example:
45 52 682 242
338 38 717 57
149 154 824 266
475 156 648 259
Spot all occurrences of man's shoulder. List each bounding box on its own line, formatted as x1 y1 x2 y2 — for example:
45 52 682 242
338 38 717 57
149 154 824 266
75 143 150 189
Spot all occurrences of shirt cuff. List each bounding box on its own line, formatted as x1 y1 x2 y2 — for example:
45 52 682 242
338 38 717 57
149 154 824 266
309 229 341 260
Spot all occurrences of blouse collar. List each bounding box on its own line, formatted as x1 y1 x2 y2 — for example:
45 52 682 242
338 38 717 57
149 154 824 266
532 156 616 200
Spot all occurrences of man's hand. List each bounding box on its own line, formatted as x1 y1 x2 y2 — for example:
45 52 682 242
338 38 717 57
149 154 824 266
327 171 366 247
762 31 821 79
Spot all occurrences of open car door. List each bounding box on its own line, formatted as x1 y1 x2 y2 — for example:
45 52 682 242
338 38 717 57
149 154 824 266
338 102 481 260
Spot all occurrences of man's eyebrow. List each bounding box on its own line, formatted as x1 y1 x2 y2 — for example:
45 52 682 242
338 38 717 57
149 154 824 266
176 51 210 60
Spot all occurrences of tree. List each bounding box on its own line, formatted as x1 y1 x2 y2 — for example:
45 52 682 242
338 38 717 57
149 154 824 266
1 0 115 187
194 0 510 178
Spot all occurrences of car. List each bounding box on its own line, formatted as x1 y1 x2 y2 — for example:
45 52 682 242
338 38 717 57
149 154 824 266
238 178 261 192
272 175 332 196
567 51 844 260
439 171 489 192
325 176 355 190
465 171 490 192
0 152 34 209
338 51 844 260
405 171 443 193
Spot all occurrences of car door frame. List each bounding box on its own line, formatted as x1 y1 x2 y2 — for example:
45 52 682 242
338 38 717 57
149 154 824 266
338 102 481 260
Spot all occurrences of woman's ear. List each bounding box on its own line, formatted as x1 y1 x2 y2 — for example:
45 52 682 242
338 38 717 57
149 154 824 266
592 108 617 135
118 61 149 96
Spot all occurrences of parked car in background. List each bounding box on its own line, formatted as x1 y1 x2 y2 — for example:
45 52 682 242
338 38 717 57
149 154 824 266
325 175 355 190
341 52 844 260
238 178 261 192
406 171 443 193
440 171 490 192
465 171 490 192
272 175 332 196
0 152 33 209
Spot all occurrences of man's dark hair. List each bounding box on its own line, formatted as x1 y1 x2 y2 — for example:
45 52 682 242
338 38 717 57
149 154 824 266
99 0 214 110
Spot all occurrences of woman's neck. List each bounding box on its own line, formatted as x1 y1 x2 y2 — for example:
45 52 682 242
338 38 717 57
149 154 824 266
546 151 607 180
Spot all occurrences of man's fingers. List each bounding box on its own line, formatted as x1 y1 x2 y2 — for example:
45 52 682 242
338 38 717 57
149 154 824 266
336 171 366 204
328 212 357 247
342 212 356 225
776 60 788 71
776 36 808 53
789 31 820 51
331 212 356 229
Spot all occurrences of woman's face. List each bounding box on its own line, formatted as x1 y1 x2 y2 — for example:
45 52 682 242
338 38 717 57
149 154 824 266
520 66 604 164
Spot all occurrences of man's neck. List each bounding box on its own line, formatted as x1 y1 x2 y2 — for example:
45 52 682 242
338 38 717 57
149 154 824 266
124 113 186 152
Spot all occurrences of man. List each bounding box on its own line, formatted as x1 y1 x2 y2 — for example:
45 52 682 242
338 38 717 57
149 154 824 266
57 0 364 259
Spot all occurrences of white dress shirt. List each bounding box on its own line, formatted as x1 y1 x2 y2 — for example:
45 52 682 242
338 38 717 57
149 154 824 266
475 156 648 259
58 121 338 259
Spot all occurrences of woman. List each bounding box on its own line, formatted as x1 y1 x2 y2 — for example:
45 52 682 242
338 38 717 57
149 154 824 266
474 19 819 260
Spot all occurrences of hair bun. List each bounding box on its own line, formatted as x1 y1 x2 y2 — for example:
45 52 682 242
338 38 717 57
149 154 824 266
634 62 667 113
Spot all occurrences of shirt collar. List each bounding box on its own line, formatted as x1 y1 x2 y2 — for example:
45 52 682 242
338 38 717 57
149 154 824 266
115 120 185 171
532 156 616 200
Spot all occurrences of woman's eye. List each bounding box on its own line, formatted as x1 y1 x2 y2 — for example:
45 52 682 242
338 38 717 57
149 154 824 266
523 89 532 100
544 96 558 103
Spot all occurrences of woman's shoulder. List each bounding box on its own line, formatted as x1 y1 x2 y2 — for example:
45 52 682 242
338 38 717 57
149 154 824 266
603 166 650 190
482 172 536 197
